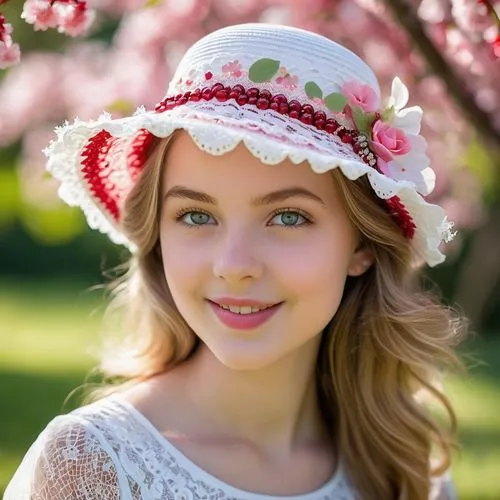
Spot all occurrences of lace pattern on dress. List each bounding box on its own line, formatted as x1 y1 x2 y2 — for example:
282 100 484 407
73 396 357 500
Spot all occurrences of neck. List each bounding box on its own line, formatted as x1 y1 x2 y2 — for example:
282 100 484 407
175 337 329 455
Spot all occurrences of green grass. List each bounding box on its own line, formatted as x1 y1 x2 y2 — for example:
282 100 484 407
1 283 500 498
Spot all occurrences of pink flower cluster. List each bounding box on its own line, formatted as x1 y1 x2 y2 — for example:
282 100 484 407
21 0 95 37
0 14 20 69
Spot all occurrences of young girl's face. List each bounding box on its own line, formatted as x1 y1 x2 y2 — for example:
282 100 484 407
159 132 370 371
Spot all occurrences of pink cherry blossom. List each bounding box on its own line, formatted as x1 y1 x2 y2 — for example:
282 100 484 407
451 0 494 35
57 1 95 37
0 40 21 69
222 60 243 77
21 0 95 37
341 80 380 112
21 0 60 31
0 14 21 69
371 119 411 161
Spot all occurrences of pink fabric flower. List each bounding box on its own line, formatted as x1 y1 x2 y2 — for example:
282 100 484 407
341 80 379 112
371 119 411 161
222 60 243 77
276 74 298 90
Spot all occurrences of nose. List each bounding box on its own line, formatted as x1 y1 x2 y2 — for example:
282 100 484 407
212 227 264 284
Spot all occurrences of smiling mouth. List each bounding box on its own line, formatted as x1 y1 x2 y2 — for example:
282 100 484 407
207 299 282 315
213 303 278 315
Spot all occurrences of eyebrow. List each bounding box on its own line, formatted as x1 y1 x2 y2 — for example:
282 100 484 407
163 185 326 207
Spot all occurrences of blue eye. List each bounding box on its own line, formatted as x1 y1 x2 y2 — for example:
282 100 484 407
270 210 310 227
178 211 215 226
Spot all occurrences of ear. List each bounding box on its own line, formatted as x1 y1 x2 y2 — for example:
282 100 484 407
347 245 374 277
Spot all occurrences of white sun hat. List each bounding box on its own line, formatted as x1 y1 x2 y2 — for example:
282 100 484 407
44 23 454 267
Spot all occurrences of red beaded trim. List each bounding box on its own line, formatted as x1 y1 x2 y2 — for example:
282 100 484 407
81 128 155 222
128 128 156 181
81 130 120 222
154 83 367 155
385 196 416 239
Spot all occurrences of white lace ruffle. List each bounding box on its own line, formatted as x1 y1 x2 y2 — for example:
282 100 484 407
44 101 453 266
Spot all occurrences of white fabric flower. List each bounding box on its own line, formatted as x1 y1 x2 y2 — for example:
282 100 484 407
386 77 423 135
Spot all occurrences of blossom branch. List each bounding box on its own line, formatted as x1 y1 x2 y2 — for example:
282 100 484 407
383 0 500 151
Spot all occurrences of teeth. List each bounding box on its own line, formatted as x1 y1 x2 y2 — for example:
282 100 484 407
219 304 273 314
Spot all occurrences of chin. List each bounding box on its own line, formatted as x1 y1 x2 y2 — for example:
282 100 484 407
204 341 286 372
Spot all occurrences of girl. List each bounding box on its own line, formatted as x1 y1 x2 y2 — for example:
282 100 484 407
5 23 465 500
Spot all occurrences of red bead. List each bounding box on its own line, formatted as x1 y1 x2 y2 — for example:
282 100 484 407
246 87 260 98
301 104 314 115
175 94 183 101
232 84 245 94
256 98 270 110
201 87 212 100
229 91 240 100
184 91 191 98
237 95 249 105
248 96 258 105
300 113 313 125
288 100 301 112
205 72 213 80
212 83 224 93
259 89 272 100
341 134 353 144
315 119 326 130
215 90 229 102
352 143 361 153
314 111 326 122
271 94 288 104
178 97 188 105
325 120 338 133
189 91 201 102
289 110 300 119
155 103 165 112
278 103 289 114
337 128 346 138
270 102 280 111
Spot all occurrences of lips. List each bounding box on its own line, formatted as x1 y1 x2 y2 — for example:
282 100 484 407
207 299 283 330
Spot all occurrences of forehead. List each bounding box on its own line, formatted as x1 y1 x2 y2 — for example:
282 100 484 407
161 131 340 203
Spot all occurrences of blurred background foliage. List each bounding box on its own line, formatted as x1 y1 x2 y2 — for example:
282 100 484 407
1 0 500 498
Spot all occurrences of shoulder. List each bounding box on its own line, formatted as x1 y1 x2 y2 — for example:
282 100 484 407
430 470 458 500
4 397 136 500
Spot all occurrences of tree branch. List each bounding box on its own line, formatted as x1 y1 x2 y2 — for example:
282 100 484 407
383 0 500 151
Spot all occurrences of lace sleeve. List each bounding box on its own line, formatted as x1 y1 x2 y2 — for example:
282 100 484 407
3 414 131 500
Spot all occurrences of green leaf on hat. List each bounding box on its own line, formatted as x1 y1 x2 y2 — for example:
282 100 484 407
249 58 280 83
352 106 375 135
304 81 323 99
324 93 348 112
381 105 395 123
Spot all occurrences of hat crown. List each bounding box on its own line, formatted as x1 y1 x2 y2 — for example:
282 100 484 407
167 23 380 101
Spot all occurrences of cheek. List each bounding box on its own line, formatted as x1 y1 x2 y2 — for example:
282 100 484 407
159 234 208 296
270 231 353 299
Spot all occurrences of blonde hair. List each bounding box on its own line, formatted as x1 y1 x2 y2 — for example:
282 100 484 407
87 135 466 500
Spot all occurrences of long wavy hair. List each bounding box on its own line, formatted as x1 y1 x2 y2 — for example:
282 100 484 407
87 134 466 500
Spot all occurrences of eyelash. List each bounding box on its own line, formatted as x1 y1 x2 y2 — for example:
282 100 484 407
174 207 313 229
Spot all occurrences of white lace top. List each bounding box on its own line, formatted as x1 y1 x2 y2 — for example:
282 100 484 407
4 395 456 500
